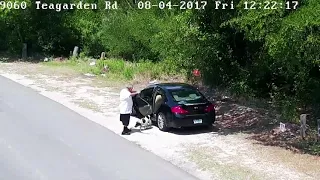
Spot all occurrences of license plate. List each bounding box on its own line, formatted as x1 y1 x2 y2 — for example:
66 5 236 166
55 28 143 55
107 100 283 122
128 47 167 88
193 119 202 124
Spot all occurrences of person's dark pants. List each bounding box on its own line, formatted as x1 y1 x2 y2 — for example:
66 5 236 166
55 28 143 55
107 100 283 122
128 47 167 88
120 114 130 133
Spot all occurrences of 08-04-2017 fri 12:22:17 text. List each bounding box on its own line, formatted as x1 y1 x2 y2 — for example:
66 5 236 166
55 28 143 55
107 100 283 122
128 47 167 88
137 1 299 10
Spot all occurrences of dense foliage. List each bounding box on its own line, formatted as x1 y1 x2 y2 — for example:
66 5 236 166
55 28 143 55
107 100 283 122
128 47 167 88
1 0 319 122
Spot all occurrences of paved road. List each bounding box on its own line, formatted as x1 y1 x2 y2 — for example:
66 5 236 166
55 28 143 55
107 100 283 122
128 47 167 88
0 76 198 180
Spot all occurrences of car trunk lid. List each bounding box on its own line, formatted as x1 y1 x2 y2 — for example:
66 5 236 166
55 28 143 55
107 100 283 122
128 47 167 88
180 103 211 115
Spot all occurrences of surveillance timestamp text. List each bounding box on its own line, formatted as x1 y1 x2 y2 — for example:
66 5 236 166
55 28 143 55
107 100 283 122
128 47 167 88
0 1 299 11
136 1 299 10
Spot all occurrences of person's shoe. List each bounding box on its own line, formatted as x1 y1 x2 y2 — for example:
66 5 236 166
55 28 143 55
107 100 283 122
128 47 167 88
134 122 142 128
121 131 130 135
124 127 131 133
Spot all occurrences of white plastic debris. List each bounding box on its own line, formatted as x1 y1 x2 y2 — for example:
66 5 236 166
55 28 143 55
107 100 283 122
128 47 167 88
89 61 96 66
44 57 49 62
149 80 159 85
280 122 286 132
84 73 96 77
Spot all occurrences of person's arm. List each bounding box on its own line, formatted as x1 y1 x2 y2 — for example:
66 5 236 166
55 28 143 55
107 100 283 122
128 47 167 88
129 89 139 96
130 91 139 96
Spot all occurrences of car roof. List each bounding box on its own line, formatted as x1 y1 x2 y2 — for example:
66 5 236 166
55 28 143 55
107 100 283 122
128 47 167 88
146 83 196 90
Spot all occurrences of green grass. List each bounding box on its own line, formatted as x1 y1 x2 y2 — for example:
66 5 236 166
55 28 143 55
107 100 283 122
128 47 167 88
41 57 184 83
42 59 91 73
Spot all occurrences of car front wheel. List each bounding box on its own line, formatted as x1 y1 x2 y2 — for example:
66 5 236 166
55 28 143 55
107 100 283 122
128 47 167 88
157 112 170 132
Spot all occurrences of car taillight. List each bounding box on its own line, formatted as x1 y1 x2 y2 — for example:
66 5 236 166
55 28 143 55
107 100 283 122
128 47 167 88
171 106 189 114
205 104 215 112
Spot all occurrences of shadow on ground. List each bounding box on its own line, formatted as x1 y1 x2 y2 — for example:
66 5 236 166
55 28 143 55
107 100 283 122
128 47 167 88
0 53 46 63
212 95 277 136
0 53 69 63
169 125 219 135
198 85 320 156
129 127 154 134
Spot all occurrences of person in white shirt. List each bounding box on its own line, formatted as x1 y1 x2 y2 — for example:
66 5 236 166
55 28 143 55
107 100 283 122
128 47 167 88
119 84 138 135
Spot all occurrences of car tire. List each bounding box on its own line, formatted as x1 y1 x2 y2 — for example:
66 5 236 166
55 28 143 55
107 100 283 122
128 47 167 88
206 124 214 131
157 112 170 132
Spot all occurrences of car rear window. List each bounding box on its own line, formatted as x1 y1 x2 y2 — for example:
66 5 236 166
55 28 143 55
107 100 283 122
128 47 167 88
169 88 207 104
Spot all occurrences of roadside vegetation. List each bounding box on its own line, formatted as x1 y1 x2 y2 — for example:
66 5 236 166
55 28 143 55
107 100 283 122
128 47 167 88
42 57 185 83
1 0 320 155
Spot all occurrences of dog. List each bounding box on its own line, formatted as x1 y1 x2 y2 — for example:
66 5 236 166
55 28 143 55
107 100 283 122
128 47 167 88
137 115 153 131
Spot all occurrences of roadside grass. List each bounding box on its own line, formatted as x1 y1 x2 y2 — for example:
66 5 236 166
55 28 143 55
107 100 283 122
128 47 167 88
41 58 186 88
41 60 91 74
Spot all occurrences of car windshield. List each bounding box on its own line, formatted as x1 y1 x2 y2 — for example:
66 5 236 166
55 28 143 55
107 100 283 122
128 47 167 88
169 88 206 104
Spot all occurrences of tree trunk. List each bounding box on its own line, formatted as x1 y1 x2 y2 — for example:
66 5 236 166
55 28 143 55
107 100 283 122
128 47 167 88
22 43 27 60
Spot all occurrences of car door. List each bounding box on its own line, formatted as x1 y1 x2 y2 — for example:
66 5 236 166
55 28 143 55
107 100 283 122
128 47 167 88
135 87 154 116
152 87 167 114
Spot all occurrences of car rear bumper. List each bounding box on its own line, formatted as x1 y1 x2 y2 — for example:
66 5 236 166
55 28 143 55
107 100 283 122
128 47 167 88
167 112 215 128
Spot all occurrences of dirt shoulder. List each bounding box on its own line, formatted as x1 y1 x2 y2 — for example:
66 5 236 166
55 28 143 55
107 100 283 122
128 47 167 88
1 62 319 180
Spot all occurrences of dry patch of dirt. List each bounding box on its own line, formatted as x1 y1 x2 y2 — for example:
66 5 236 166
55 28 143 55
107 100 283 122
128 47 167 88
72 99 104 113
187 146 263 180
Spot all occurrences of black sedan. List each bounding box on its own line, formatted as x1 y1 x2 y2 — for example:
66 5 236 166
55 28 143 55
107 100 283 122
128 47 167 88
132 83 216 131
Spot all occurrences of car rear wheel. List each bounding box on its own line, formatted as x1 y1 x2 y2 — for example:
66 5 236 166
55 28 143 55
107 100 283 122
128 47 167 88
157 112 169 132
206 124 214 131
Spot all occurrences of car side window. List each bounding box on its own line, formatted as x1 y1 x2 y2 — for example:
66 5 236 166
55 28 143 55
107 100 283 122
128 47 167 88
140 87 154 104
155 88 167 102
